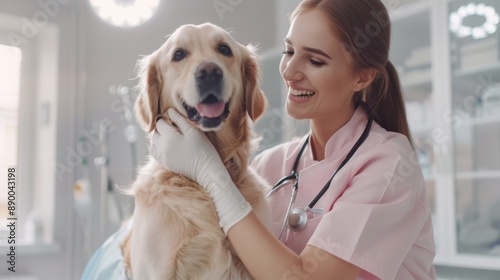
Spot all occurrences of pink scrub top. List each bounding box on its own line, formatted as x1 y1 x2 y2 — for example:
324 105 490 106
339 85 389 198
251 107 436 280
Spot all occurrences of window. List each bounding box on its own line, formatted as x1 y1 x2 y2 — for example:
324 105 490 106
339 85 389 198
0 15 59 246
0 44 22 241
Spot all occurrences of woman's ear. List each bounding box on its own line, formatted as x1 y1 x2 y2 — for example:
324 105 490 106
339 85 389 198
135 54 163 133
242 45 267 122
354 68 378 92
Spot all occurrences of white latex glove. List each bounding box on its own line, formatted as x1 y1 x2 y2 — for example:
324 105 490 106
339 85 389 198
150 108 252 234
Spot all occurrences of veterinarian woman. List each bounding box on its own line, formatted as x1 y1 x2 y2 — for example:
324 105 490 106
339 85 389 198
83 0 436 279
151 0 437 279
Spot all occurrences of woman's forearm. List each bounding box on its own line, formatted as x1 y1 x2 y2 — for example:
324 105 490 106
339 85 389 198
227 212 302 280
227 212 363 280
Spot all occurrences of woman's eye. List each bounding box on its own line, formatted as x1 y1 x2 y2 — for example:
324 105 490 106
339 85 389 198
173 49 186 61
282 50 294 56
219 44 232 56
309 59 325 66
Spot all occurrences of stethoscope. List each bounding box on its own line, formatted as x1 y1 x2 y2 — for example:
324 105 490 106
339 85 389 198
266 118 373 240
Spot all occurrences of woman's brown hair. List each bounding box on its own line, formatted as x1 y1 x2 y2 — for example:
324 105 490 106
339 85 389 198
291 0 412 144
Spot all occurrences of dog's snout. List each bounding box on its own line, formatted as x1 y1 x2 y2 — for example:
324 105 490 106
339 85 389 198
196 62 223 84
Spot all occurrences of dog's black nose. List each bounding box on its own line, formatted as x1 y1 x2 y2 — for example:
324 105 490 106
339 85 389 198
195 62 223 87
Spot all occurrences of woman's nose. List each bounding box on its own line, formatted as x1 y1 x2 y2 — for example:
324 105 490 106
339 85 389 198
280 56 303 81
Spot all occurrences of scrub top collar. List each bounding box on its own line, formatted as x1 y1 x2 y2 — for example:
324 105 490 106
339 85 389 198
286 106 372 173
321 106 370 161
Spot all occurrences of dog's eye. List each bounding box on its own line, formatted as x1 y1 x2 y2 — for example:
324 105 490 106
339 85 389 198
218 44 232 56
173 49 186 61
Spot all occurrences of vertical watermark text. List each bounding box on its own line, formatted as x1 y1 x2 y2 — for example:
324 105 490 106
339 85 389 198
6 167 17 272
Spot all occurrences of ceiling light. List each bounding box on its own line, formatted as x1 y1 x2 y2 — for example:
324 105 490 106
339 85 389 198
90 0 160 28
449 3 499 39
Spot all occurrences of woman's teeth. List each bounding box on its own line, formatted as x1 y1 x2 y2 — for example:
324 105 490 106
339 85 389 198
290 89 315 98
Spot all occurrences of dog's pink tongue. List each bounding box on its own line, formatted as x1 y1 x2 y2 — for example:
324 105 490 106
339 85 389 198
197 102 225 118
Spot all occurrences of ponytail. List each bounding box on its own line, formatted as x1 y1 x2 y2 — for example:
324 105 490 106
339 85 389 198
362 60 412 145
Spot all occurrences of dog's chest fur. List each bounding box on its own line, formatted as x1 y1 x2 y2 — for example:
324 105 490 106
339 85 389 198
121 159 269 280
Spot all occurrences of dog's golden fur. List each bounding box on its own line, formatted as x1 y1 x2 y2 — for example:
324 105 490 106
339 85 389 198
120 23 270 279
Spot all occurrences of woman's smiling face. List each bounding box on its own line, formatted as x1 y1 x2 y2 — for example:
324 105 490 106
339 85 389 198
280 9 363 122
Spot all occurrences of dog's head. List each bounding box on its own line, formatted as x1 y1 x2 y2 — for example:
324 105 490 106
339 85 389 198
135 23 267 133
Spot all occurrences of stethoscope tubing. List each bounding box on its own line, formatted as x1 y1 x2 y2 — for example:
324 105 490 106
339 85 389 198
307 118 372 208
266 173 297 198
266 134 310 198
278 178 298 239
266 136 309 240
267 118 373 238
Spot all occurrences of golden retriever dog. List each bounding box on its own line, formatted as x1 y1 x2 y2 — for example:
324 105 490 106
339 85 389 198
120 23 270 280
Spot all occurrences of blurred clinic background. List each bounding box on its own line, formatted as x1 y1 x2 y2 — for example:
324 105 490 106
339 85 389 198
1 0 500 279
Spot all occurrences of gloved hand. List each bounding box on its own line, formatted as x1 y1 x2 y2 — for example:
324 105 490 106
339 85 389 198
150 108 252 234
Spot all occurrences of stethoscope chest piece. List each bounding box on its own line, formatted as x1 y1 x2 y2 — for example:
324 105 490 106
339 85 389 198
287 207 309 232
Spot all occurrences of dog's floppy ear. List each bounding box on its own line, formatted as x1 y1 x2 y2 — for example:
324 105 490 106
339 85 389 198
242 45 267 122
135 53 163 133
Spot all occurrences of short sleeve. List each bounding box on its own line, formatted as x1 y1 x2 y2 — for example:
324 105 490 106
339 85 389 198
307 139 429 280
249 151 271 185
249 151 264 170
